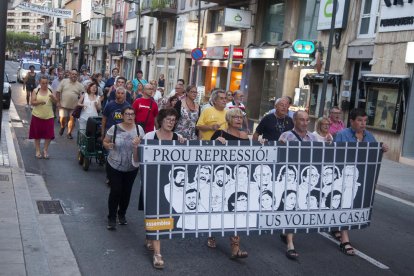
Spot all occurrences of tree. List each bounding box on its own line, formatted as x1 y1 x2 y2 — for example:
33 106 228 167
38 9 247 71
6 31 41 55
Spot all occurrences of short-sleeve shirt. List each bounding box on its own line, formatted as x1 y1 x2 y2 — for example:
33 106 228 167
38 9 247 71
56 79 85 109
279 129 318 142
105 124 144 172
132 97 158 133
329 120 345 136
132 78 148 92
196 106 227 140
334 128 377 142
104 77 116 88
103 100 131 131
255 113 294 141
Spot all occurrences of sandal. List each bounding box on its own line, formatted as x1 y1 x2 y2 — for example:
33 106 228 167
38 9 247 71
230 236 248 259
35 153 42 159
339 242 355 256
330 231 341 241
43 151 49 159
144 240 154 251
207 237 216 248
286 248 299 260
153 254 164 269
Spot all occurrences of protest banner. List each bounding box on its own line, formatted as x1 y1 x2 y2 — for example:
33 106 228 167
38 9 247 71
139 140 383 240
17 2 73 19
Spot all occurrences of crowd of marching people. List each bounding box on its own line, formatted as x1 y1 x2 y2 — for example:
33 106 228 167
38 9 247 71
26 65 389 269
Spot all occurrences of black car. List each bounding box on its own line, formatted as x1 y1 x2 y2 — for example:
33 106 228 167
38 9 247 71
3 73 16 109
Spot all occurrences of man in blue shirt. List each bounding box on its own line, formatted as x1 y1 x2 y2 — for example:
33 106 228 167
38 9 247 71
104 68 119 90
101 86 130 140
333 108 388 256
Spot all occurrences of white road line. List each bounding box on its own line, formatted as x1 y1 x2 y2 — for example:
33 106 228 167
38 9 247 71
375 190 414 208
319 232 390 270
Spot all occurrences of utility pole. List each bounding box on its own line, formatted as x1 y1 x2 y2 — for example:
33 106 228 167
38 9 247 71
319 0 338 118
132 0 141 76
191 0 201 85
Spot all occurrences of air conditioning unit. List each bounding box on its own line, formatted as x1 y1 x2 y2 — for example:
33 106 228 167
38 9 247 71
188 11 198 22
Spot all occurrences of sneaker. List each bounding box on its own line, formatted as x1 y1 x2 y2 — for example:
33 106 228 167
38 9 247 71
107 219 116 231
118 216 128 225
67 133 73 139
59 127 65 136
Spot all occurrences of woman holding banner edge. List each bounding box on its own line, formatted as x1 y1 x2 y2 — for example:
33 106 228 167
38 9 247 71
141 108 186 269
210 107 249 259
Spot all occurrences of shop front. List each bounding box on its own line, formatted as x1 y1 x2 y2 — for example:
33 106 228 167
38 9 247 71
199 46 244 102
243 46 279 120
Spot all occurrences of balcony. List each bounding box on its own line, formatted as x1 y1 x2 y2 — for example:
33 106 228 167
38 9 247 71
108 43 124 55
141 0 177 19
125 43 136 51
112 12 123 27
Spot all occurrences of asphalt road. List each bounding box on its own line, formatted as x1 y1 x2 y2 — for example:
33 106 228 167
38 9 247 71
5 60 414 276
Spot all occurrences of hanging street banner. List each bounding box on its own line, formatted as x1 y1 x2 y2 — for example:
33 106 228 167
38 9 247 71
17 2 73 19
139 141 383 240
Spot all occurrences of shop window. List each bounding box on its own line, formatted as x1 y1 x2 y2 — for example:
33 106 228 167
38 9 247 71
297 0 320 40
262 0 285 43
210 10 224 33
358 0 380 38
365 86 403 133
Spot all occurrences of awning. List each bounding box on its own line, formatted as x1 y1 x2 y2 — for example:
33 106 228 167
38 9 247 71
360 74 409 85
303 73 342 87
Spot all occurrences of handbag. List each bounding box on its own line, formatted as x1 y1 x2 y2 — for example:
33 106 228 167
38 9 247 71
72 96 84 119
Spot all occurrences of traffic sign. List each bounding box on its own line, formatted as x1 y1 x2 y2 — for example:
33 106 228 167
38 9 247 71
191 48 204 61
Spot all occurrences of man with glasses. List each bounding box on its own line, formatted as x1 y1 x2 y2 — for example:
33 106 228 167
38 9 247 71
328 106 345 137
56 69 85 139
132 84 158 133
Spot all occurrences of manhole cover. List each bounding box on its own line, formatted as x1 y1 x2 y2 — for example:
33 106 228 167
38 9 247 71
0 174 9 181
36 200 64 214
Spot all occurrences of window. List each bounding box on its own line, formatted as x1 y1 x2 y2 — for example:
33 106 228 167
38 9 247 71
210 10 224 33
160 21 167 48
90 18 104 40
262 0 285 43
168 58 176 92
297 0 320 40
180 0 186 10
365 87 402 133
22 12 30 16
358 0 380 38
156 58 164 84
172 21 177 47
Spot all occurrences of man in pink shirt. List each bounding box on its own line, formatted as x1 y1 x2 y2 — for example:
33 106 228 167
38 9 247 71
328 107 345 136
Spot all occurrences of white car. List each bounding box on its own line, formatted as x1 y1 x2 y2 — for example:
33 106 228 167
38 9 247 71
17 61 41 83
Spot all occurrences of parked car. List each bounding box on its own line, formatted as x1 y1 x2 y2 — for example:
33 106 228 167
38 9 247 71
17 61 41 83
3 73 16 109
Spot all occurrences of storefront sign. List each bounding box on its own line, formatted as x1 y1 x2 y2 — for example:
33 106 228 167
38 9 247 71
347 45 374 59
317 0 350 30
224 8 252 29
292 40 315 55
17 1 73 18
139 141 383 240
248 48 277 59
206 31 241 47
379 1 414 32
205 47 244 60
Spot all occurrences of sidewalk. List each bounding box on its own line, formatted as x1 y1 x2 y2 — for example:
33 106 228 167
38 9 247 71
0 108 80 276
0 106 413 275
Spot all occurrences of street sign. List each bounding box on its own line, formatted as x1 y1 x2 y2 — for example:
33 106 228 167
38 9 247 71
191 48 204 61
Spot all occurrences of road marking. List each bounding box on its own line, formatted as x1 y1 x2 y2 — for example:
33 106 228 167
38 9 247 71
319 232 390 270
376 190 414 208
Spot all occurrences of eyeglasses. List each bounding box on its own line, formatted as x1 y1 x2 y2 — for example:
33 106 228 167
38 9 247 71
123 113 135 117
164 118 176 123
227 93 233 96
189 90 198 94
